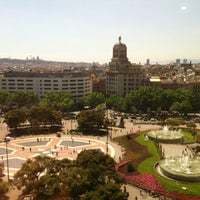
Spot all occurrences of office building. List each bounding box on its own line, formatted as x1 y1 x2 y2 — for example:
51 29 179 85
106 37 146 96
0 71 92 101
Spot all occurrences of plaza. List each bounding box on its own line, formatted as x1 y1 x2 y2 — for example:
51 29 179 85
0 135 115 178
1 117 200 200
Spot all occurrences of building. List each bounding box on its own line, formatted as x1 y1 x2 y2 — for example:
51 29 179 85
106 36 146 96
146 59 150 66
176 59 181 65
0 71 92 101
92 76 106 94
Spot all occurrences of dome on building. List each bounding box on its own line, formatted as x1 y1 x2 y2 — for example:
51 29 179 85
112 36 128 61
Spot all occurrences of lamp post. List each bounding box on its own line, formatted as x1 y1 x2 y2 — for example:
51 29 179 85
106 102 110 154
5 136 11 181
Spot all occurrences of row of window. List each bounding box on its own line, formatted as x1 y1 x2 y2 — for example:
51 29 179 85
2 79 89 82
2 87 90 94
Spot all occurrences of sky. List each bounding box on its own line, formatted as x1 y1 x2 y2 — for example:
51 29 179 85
0 0 200 64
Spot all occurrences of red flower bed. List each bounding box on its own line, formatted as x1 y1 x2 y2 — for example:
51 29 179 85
124 173 165 193
170 192 200 200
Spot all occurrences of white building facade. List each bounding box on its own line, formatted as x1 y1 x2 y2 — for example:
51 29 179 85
0 71 92 101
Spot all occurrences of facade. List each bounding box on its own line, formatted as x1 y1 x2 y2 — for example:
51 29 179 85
106 37 146 96
0 71 92 101
92 77 106 94
91 71 106 94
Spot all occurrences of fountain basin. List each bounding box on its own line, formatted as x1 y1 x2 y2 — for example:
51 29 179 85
147 127 183 143
159 157 200 182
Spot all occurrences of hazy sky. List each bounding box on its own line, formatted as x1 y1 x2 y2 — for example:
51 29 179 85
0 0 199 63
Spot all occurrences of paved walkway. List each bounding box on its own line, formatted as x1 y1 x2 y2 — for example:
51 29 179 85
126 184 159 200
0 134 115 178
1 119 190 200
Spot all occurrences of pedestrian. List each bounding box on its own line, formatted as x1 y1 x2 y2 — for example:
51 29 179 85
123 185 126 192
29 147 32 152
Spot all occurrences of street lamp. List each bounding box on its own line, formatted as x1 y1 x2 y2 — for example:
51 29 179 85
106 104 109 155
4 136 11 181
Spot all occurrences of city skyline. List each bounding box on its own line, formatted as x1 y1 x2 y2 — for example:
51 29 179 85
0 0 200 64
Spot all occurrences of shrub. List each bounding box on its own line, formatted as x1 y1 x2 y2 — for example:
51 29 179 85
127 163 135 173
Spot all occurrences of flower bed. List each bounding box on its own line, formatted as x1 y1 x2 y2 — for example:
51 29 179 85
116 160 200 200
125 173 165 194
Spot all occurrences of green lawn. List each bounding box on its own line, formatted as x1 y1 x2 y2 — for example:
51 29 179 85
136 134 200 196
182 130 196 144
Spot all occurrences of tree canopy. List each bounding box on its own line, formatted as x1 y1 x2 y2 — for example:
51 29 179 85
83 92 105 108
14 150 128 200
77 109 105 132
40 92 75 112
4 106 62 132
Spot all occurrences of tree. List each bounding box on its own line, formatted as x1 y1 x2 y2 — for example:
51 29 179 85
14 150 126 200
77 109 105 132
40 92 74 112
4 108 27 129
124 87 163 113
106 96 124 111
14 156 70 200
84 92 105 108
62 166 92 200
76 149 116 179
0 170 9 200
28 106 62 128
170 100 192 116
191 86 200 112
82 183 129 200
0 91 10 112
9 91 39 109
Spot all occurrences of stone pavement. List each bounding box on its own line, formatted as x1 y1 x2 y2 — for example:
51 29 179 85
0 134 115 178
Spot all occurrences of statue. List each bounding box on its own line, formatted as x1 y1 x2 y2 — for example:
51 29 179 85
119 36 122 43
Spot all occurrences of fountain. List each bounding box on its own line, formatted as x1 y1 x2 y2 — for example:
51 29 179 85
147 126 183 143
158 152 200 182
